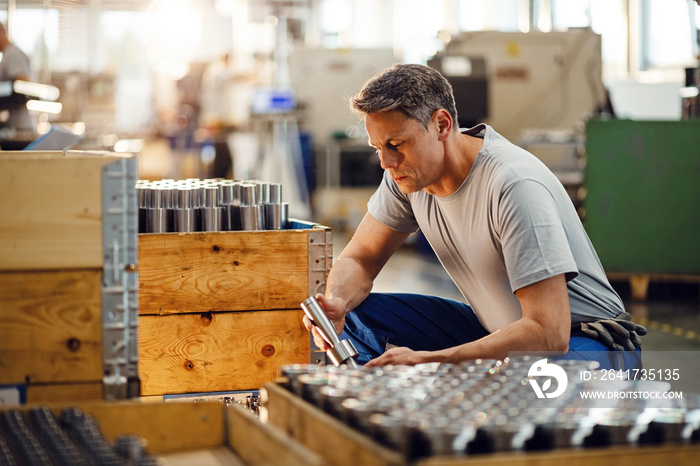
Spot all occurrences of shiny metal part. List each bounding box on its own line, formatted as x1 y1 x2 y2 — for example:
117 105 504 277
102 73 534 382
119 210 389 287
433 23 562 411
269 182 282 204
146 207 166 233
174 208 195 233
276 355 698 460
201 206 222 232
137 178 288 233
301 296 359 368
238 204 260 230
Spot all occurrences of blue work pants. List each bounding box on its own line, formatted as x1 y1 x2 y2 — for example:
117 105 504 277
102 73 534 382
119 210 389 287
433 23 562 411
339 293 641 370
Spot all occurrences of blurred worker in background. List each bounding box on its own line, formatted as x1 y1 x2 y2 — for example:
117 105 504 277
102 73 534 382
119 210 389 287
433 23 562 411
200 51 256 178
305 64 645 371
0 22 34 132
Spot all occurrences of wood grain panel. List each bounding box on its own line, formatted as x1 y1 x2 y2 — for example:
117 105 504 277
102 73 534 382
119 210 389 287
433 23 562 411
416 445 700 466
0 152 129 271
138 231 310 314
227 402 325 466
262 382 405 466
138 310 309 395
0 269 103 384
75 401 225 454
27 382 103 403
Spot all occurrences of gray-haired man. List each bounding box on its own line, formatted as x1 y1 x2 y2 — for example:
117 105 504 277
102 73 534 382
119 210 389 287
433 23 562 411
304 64 644 370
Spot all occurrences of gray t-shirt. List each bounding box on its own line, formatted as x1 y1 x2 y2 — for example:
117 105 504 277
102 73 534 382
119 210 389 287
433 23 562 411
368 124 624 333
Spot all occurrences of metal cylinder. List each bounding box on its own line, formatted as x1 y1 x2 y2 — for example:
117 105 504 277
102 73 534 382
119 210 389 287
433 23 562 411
269 182 282 204
201 206 222 232
136 178 288 233
240 183 257 206
202 185 218 208
264 204 283 230
227 204 240 231
149 187 164 209
136 184 148 208
174 208 195 233
301 296 359 368
176 187 192 209
256 204 266 230
232 182 242 205
257 182 271 204
281 202 289 228
239 205 259 230
264 201 288 230
138 208 147 233
147 207 167 233
220 182 235 206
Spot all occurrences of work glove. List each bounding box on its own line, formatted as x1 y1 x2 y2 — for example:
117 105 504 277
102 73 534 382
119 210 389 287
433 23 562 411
572 312 647 351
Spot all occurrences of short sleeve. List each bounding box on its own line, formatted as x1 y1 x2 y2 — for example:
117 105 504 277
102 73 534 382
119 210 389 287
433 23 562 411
498 179 578 292
367 171 420 234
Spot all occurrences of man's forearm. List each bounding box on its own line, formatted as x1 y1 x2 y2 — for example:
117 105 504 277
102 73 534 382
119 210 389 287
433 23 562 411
325 256 375 315
432 316 569 364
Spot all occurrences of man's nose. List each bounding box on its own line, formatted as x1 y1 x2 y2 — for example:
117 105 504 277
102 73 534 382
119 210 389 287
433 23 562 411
378 149 399 169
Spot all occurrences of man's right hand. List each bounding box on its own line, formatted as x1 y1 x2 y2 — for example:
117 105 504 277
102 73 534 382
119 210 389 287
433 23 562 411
302 294 347 351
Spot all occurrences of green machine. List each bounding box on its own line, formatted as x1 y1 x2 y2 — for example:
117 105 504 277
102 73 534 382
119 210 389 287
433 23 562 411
585 119 700 275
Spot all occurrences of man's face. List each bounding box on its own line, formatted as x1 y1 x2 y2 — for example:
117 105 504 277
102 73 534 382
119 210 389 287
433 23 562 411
366 110 445 195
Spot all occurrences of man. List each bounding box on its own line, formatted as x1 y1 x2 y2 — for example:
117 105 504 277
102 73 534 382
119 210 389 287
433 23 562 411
0 22 34 131
304 64 644 370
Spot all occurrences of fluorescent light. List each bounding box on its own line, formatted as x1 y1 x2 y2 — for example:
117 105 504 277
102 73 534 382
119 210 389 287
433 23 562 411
14 80 60 101
26 100 63 114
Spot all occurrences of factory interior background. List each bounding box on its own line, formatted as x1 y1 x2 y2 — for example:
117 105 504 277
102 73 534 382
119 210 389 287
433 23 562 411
2 0 700 395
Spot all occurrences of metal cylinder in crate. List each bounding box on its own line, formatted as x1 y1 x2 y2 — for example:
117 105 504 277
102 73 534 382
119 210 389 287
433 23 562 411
238 205 260 231
137 178 289 233
201 207 222 232
147 207 167 233
264 202 288 230
174 208 195 233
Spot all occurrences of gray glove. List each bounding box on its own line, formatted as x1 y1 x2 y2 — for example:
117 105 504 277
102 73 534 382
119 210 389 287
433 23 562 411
572 312 647 351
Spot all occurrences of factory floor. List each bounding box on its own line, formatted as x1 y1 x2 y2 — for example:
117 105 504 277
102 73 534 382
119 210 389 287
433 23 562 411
333 233 700 394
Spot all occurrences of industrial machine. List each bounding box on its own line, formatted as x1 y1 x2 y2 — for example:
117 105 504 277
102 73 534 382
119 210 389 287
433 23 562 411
431 30 606 210
435 29 607 143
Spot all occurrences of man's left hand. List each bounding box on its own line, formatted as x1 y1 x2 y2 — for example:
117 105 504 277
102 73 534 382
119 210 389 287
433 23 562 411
364 347 431 367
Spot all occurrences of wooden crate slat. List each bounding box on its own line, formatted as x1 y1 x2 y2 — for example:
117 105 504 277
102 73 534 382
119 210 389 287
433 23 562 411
0 152 126 271
138 231 310 314
2 399 326 463
71 401 225 454
416 444 700 466
227 401 326 466
26 382 103 404
262 382 405 466
0 269 103 385
138 310 309 395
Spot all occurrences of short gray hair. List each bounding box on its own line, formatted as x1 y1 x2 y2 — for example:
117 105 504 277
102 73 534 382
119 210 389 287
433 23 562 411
350 64 459 132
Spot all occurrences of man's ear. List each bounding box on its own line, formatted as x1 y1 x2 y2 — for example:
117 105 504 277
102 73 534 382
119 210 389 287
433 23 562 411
434 109 452 140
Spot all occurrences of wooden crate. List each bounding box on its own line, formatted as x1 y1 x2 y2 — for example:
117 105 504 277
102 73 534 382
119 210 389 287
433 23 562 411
261 380 404 466
138 225 332 396
0 399 325 466
261 381 700 466
0 151 138 403
0 269 103 403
